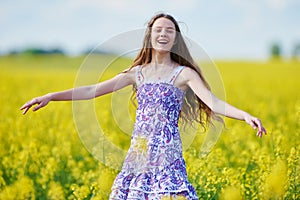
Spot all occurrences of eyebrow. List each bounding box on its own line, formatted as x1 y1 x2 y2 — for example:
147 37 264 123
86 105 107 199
153 26 175 30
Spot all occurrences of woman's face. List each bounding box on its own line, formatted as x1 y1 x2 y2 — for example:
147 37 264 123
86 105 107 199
151 17 176 54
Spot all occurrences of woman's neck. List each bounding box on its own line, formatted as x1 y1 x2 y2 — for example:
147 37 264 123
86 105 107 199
151 51 173 67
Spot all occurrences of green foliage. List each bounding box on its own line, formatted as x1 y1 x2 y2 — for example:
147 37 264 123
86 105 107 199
270 43 281 59
8 48 65 55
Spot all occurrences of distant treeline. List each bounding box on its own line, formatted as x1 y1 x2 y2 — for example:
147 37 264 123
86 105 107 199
8 48 65 55
270 42 300 60
6 47 114 56
4 43 300 60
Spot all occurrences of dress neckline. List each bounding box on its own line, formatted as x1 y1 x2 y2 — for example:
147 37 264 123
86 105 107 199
137 81 186 94
136 65 185 90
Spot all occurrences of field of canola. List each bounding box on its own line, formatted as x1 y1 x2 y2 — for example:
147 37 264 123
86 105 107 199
0 55 299 199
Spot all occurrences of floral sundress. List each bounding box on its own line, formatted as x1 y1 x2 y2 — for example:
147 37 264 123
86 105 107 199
109 65 199 200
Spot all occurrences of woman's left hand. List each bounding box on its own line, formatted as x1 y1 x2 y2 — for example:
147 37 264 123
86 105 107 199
244 115 267 138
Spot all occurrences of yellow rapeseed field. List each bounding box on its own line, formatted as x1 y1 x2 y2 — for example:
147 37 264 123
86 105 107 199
0 55 299 199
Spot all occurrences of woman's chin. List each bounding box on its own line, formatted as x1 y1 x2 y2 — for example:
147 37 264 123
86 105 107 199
152 47 171 54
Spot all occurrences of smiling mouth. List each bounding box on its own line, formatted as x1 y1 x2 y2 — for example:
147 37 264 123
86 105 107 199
157 40 168 45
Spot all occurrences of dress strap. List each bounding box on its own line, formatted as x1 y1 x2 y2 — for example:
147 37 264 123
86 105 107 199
167 66 185 84
135 65 143 86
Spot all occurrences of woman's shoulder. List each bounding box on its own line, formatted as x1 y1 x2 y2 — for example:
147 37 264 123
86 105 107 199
180 66 198 75
121 65 140 74
178 66 201 82
119 65 140 84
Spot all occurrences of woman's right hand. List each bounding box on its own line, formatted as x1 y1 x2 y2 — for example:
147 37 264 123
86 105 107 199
20 94 52 115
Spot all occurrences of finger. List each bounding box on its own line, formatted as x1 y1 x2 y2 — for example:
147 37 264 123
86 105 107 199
257 131 262 138
259 126 266 133
20 102 31 110
249 120 257 130
32 103 45 111
255 119 267 135
20 99 37 110
256 127 267 138
20 102 32 113
255 126 263 138
22 106 30 115
254 124 262 133
253 118 264 130
262 127 267 135
20 98 40 110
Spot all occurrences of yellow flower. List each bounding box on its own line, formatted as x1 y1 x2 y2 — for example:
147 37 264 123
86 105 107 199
264 159 288 199
220 186 242 200
47 181 65 200
0 176 35 200
72 185 90 199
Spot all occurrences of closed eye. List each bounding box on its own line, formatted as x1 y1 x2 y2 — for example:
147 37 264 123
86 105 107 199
153 26 175 33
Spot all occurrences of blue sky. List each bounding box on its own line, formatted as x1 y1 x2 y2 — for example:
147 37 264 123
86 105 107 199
1 0 299 59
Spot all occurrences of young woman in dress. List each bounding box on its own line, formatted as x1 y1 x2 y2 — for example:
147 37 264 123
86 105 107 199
20 13 266 200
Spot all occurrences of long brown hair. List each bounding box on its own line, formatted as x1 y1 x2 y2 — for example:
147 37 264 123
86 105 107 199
126 13 222 130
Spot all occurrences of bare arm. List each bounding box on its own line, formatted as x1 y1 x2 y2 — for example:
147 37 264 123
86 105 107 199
181 67 267 137
20 68 136 114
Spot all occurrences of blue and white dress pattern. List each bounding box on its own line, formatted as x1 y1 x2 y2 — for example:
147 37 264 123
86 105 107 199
110 65 199 200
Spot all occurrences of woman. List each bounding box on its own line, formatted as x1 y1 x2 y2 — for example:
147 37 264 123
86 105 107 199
21 13 266 200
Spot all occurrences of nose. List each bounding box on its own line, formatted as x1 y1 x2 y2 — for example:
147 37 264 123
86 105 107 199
159 29 167 37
